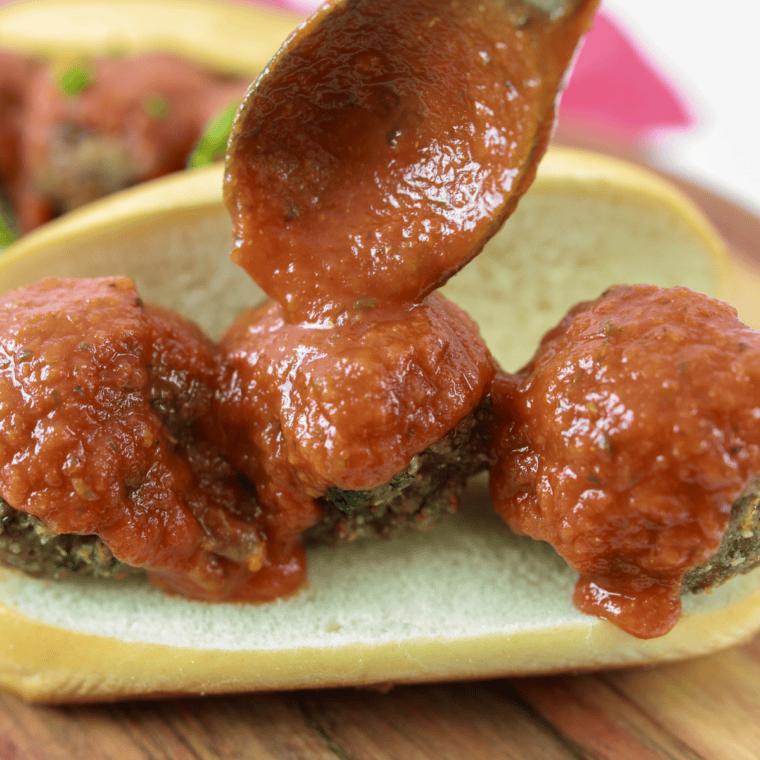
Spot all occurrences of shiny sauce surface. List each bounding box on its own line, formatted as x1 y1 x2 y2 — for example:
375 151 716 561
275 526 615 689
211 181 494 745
490 285 760 638
0 278 303 601
218 0 601 554
225 0 598 323
214 293 495 546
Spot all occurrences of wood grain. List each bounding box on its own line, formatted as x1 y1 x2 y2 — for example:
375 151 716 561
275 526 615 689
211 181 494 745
606 646 760 760
298 684 581 760
1 632 759 760
505 675 706 760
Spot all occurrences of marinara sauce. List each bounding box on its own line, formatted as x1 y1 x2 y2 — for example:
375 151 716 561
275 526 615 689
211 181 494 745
225 0 599 323
213 293 495 546
490 285 760 638
217 0 596 537
0 278 303 601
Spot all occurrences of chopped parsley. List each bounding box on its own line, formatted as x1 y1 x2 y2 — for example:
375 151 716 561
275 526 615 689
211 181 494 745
0 211 16 248
143 93 171 120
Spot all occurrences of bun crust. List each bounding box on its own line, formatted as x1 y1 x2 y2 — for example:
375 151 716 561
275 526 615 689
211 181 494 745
2 482 760 704
0 149 758 702
0 0 301 77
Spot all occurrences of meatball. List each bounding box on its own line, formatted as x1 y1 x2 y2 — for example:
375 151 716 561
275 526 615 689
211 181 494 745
0 496 136 580
308 397 493 545
214 292 496 551
0 49 40 227
5 52 248 231
490 284 760 638
26 122 142 216
0 278 295 601
683 476 760 592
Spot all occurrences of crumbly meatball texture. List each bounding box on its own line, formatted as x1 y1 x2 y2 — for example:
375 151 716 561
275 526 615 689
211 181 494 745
308 397 493 546
0 497 136 580
0 400 494 578
683 476 760 592
0 280 494 598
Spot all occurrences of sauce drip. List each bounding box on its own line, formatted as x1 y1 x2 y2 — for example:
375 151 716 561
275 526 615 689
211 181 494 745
216 0 597 561
490 285 760 638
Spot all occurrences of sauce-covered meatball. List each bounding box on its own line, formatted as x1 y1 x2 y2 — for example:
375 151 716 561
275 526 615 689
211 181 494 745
214 294 496 550
1 50 248 232
490 285 760 637
0 278 302 601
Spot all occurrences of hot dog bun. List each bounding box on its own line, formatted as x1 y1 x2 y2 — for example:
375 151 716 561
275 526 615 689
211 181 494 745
1 149 759 703
0 0 302 76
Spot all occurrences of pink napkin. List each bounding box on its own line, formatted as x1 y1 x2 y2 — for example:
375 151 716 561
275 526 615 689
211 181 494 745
559 10 694 135
256 0 694 138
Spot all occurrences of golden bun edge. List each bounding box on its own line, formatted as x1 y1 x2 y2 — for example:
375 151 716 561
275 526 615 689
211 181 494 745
0 148 759 702
2 567 760 704
2 486 760 704
2 481 760 704
0 0 303 76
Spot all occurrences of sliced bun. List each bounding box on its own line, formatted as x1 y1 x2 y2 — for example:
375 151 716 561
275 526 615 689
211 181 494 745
0 0 302 76
442 149 733 370
1 148 759 703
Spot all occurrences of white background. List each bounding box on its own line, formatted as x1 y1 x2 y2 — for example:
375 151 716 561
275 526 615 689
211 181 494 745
603 0 760 214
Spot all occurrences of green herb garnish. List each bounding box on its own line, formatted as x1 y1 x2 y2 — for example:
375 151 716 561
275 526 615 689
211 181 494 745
187 101 239 168
143 93 171 120
58 60 95 97
0 211 16 249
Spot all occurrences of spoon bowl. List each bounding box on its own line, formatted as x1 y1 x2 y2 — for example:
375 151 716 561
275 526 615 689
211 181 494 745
225 0 600 322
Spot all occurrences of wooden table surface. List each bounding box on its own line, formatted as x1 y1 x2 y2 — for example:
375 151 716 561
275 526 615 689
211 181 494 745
0 632 758 760
2 150 760 760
